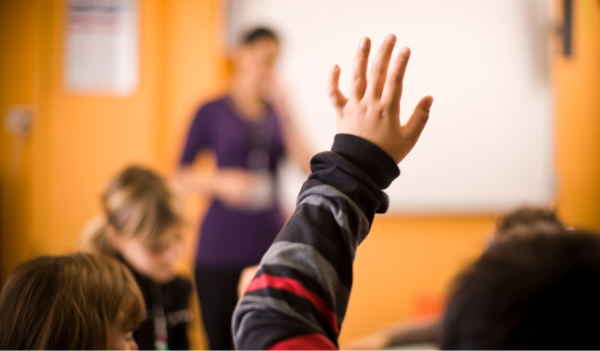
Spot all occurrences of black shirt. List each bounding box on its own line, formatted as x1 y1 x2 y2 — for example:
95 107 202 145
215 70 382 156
116 255 193 350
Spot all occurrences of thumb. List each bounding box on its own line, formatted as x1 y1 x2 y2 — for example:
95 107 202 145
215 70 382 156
403 95 433 143
327 64 348 113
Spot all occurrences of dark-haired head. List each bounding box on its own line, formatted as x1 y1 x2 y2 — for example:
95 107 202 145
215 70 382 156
233 26 280 91
492 207 565 245
442 229 600 349
241 27 279 46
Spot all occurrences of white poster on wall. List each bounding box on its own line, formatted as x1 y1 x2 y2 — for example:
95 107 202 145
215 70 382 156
65 0 139 96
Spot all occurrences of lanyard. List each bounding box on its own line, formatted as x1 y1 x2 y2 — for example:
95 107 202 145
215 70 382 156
151 284 169 350
246 113 274 171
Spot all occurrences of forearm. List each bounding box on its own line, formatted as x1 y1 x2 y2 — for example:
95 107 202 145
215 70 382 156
178 166 217 196
233 134 399 350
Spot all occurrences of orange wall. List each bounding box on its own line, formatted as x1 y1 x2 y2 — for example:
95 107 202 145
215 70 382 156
162 0 228 169
1 0 171 273
0 0 40 285
43 0 165 255
339 216 495 343
554 0 600 231
0 0 225 348
0 0 226 261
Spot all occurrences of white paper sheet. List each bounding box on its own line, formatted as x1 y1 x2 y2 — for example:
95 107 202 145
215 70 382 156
65 0 139 96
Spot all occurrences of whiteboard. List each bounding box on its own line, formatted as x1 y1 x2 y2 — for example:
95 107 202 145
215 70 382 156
231 0 555 214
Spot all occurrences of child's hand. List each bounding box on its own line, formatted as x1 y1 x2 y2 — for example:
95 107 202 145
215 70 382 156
327 34 433 164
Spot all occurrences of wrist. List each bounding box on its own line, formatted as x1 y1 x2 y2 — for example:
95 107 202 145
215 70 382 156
192 170 218 196
331 134 399 190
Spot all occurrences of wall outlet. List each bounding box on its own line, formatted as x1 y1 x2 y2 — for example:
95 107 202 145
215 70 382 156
4 105 34 136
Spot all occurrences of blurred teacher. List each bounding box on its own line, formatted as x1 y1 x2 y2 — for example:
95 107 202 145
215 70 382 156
179 27 311 350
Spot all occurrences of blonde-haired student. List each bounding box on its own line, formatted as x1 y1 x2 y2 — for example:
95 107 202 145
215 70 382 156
0 253 145 350
82 165 192 350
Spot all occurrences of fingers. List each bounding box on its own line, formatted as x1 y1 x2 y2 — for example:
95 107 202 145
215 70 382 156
403 96 433 143
349 37 371 100
366 34 397 99
382 46 411 105
326 64 348 113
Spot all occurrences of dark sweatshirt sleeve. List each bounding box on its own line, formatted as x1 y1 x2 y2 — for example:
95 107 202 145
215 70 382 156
232 134 400 350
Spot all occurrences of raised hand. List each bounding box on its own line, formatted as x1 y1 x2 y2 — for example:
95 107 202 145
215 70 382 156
326 34 433 164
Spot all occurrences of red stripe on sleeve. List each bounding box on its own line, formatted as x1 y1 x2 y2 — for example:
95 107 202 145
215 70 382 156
246 274 339 334
265 332 337 350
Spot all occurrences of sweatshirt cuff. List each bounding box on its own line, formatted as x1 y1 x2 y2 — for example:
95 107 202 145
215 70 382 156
331 134 400 189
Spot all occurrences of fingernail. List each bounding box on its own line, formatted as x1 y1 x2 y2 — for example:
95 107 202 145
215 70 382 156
385 34 396 43
359 37 369 48
400 46 410 55
424 96 434 109
331 64 338 73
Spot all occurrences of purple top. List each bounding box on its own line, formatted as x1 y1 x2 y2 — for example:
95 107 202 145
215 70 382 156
181 97 286 270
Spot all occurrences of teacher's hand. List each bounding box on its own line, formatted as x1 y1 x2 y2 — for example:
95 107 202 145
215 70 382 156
213 168 257 209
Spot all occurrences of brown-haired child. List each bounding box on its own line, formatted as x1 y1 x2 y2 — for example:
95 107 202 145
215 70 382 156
0 253 145 349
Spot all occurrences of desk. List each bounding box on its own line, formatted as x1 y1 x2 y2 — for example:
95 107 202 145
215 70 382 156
382 344 438 351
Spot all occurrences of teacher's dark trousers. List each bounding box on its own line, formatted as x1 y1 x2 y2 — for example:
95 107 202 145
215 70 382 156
195 267 243 350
